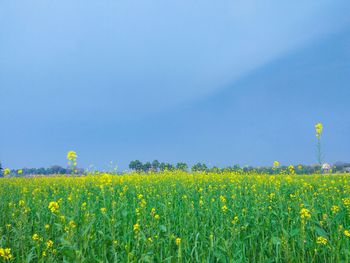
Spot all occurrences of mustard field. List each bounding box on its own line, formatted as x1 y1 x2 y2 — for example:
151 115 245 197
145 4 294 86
1 172 350 262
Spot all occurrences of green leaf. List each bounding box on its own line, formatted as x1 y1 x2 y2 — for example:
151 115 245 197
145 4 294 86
159 225 167 232
272 236 281 245
315 226 327 237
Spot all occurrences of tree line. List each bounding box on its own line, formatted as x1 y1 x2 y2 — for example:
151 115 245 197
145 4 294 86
1 161 350 177
0 164 84 177
128 160 350 174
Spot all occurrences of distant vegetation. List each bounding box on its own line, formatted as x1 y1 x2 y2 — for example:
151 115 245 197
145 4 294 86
1 161 350 177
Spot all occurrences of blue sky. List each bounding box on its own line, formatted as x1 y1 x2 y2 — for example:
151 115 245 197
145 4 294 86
1 1 350 170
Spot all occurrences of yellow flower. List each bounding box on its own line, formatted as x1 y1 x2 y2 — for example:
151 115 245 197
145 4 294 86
273 161 280 168
315 123 323 138
150 208 156 216
331 205 339 214
46 240 54 248
100 207 107 214
154 214 160 220
45 224 50 230
32 233 40 241
3 168 10 176
231 216 239 225
48 201 59 213
175 237 181 246
67 151 77 161
344 230 350 238
342 198 350 206
220 195 226 203
221 205 228 213
18 169 23 175
69 220 76 228
300 208 311 220
133 223 140 232
0 248 13 260
316 236 328 245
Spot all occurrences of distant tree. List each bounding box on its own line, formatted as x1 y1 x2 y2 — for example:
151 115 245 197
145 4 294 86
159 162 166 171
191 163 208 172
151 160 160 172
209 166 221 173
233 164 241 171
143 162 152 173
159 162 174 171
0 162 3 177
129 160 143 172
165 163 174 171
50 165 67 174
176 162 188 171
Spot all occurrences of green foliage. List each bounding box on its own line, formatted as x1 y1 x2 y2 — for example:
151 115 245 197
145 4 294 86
191 162 208 172
0 173 349 262
176 162 188 171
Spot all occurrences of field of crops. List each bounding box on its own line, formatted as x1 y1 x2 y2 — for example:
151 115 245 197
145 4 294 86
0 172 350 262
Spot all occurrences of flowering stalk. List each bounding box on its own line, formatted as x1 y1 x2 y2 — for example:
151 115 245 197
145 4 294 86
315 123 323 165
67 151 78 175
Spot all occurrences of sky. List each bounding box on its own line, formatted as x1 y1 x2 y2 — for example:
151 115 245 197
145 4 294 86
1 0 350 170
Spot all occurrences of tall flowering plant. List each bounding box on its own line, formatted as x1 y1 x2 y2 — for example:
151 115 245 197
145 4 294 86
67 151 78 175
315 123 323 165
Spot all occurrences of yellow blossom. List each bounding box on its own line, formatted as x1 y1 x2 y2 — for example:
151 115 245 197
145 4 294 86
300 208 311 220
273 161 280 168
221 205 228 213
69 220 76 228
133 223 140 232
32 233 40 241
220 195 226 203
0 248 13 260
316 236 328 245
46 240 54 248
331 205 339 214
3 168 10 176
315 123 323 138
48 201 59 213
67 151 77 161
344 230 350 238
231 216 239 225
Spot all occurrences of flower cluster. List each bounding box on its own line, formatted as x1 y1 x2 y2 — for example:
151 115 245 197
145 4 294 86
315 123 323 139
48 201 59 213
300 208 311 220
3 168 10 176
316 236 328 245
0 248 13 260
